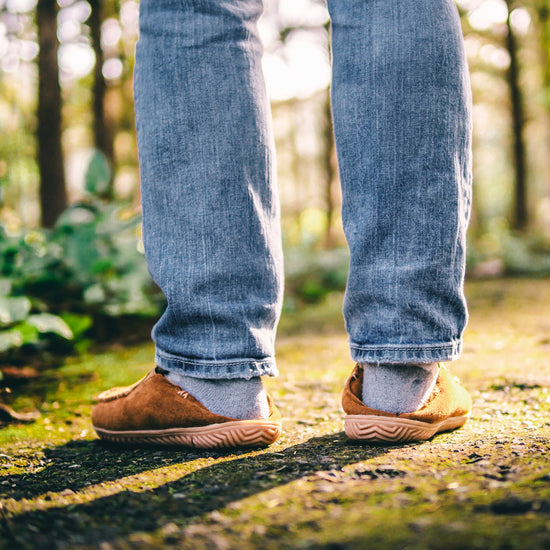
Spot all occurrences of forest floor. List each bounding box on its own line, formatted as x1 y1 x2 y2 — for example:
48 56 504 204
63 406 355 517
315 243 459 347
1 278 550 550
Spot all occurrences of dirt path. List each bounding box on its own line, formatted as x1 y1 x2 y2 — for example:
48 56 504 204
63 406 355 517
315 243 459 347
1 279 549 549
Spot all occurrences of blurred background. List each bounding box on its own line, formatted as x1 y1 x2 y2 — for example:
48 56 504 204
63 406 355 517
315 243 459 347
0 0 549 370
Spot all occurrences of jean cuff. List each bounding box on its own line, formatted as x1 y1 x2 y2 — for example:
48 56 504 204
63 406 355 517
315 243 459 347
350 339 462 364
155 348 279 380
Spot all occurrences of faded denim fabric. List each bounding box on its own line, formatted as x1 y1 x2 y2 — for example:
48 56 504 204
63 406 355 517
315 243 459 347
134 0 472 379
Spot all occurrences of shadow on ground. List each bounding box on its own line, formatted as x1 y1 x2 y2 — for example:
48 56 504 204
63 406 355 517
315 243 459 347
1 433 394 549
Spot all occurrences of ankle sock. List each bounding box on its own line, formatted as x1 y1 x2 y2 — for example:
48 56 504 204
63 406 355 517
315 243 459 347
361 362 439 414
163 371 270 420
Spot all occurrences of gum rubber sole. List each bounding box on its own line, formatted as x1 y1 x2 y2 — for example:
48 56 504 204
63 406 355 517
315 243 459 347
93 420 282 448
344 414 469 443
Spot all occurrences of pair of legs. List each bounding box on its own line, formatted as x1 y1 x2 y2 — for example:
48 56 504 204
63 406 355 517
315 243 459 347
92 0 473 447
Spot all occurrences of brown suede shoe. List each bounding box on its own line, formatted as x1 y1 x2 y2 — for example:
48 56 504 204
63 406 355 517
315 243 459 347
342 363 471 443
92 369 282 448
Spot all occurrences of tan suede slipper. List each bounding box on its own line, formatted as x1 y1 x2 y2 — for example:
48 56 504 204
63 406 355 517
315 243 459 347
342 363 471 443
92 369 282 448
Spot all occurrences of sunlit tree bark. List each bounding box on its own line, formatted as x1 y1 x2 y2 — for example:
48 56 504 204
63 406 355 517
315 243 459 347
321 21 336 248
321 91 336 248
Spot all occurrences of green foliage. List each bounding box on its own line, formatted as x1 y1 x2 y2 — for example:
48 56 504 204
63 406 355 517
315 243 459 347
467 219 550 277
0 294 31 325
284 245 349 305
0 199 164 365
85 150 113 199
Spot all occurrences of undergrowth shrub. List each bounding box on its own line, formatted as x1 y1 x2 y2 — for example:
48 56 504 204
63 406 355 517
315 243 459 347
0 199 165 369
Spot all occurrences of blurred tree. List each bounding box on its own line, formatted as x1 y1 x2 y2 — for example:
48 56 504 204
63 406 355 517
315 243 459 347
37 0 67 227
531 0 550 102
321 91 336 248
321 20 336 248
505 0 529 230
533 0 550 199
89 0 115 180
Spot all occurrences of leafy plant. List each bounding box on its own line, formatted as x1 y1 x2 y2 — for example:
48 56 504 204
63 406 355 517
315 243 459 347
0 198 164 367
284 245 349 304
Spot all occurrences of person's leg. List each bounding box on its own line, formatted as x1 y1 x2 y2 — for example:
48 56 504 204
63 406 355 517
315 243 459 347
92 0 284 447
136 0 283 388
328 0 472 439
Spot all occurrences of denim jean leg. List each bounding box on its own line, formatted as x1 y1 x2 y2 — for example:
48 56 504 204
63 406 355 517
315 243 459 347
328 0 473 363
134 0 283 379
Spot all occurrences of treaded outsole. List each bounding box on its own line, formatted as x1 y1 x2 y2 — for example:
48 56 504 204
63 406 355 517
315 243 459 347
93 420 282 449
344 414 469 443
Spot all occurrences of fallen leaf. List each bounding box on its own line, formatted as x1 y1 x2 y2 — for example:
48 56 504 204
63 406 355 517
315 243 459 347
0 403 40 425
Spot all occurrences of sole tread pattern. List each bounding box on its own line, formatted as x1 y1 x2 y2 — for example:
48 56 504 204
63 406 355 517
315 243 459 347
94 422 281 449
344 414 468 443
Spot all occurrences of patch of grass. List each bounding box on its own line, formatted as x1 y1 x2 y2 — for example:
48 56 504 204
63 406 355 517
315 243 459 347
0 344 153 448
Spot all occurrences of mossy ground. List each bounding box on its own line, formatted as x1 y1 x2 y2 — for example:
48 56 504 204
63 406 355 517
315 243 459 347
1 279 550 549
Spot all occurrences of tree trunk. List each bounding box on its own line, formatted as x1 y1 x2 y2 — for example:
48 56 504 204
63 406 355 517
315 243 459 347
89 0 115 174
321 90 336 248
290 100 302 231
536 0 550 202
538 0 550 101
322 21 336 248
37 0 67 228
505 0 528 231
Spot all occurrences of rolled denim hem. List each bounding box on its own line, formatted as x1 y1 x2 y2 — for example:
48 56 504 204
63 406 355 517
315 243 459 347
350 340 462 364
155 348 279 380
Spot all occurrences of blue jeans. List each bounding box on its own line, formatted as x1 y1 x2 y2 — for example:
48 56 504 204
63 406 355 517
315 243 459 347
135 0 472 379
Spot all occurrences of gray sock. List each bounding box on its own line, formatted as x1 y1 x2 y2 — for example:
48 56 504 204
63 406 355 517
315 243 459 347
164 371 269 420
361 362 439 414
